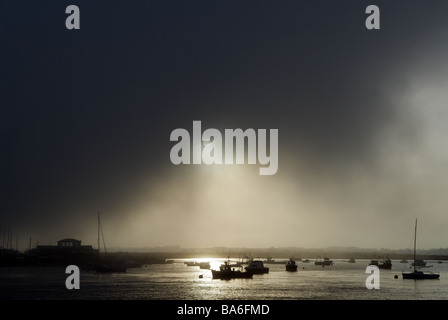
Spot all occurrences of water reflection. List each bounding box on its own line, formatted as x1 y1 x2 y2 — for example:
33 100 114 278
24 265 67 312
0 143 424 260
1 259 447 299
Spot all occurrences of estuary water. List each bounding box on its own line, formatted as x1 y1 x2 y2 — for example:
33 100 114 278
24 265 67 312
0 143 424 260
1 258 448 300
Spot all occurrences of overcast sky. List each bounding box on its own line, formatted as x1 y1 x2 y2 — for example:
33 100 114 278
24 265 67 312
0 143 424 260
2 1 448 251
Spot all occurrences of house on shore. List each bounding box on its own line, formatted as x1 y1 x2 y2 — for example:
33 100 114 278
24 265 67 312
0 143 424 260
25 238 98 266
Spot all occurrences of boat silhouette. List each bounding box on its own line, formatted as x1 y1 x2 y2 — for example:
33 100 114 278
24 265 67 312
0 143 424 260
402 219 439 280
285 258 298 272
245 260 269 274
314 256 333 266
211 258 253 279
185 261 211 269
368 255 392 269
94 212 127 273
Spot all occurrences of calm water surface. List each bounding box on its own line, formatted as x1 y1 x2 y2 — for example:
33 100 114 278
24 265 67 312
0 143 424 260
1 259 448 300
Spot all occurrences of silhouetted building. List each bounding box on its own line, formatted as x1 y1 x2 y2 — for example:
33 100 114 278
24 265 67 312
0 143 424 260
32 238 96 255
24 238 97 266
57 238 82 248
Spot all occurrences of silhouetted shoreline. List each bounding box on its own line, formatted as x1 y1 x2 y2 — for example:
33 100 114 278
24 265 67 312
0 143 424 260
2 246 447 267
0 248 169 267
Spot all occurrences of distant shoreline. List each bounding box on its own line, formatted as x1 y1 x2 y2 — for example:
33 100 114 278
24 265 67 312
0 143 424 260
3 246 448 267
103 247 448 262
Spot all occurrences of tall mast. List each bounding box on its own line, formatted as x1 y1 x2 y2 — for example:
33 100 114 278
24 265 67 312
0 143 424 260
414 219 417 271
98 211 101 258
97 211 107 257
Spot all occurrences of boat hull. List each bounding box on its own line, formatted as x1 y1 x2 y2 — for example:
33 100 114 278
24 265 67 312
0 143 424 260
402 271 439 280
369 260 392 269
286 265 298 272
412 260 427 267
211 270 253 279
245 267 269 274
246 268 269 274
245 260 269 274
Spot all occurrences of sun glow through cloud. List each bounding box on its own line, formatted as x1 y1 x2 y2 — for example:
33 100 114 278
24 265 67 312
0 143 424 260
4 1 448 253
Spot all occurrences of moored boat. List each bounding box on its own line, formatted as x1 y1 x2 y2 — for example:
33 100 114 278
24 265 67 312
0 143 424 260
185 261 211 269
411 259 426 267
94 212 127 273
245 260 269 274
402 270 439 280
211 259 253 280
402 219 440 280
285 258 298 272
265 257 287 264
315 256 333 266
369 256 392 269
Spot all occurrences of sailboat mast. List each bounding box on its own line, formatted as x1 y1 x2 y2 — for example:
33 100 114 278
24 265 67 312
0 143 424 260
414 218 417 270
98 211 101 258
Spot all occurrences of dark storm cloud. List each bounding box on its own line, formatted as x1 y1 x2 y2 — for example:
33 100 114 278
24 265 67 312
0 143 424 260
2 1 448 248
